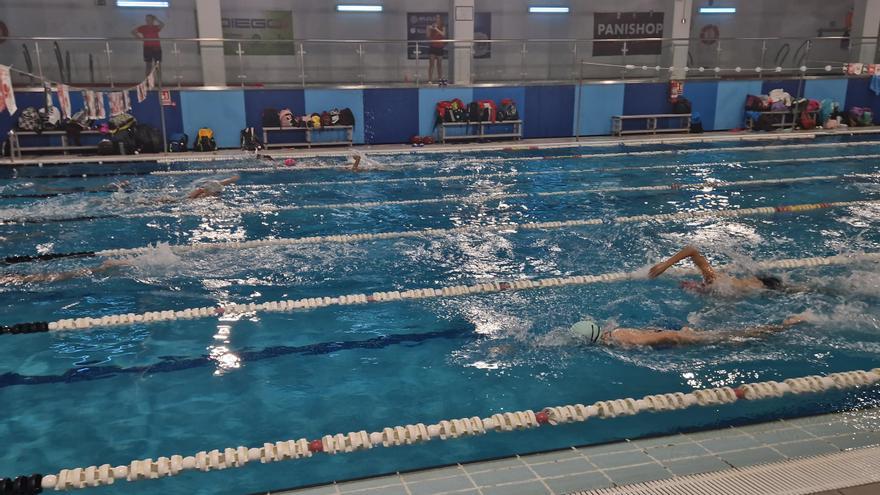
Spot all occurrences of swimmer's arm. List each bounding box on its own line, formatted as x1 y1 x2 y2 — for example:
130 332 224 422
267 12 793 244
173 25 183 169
738 315 807 338
606 327 711 347
219 175 240 186
649 245 716 284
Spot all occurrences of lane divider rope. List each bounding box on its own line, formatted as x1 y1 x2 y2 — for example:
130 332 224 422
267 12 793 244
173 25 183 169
122 174 856 219
7 368 877 493
4 174 850 225
13 200 872 265
148 140 880 176
151 154 880 191
4 252 879 335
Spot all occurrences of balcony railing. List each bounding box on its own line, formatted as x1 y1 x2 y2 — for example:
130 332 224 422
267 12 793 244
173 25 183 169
1 35 877 89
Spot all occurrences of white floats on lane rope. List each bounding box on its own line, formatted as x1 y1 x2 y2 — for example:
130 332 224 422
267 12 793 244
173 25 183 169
96 200 877 258
121 174 860 219
42 252 880 332
157 153 880 191
150 139 880 176
34 367 880 491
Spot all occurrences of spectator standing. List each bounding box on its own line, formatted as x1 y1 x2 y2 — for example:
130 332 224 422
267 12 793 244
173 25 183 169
427 15 446 83
132 15 164 75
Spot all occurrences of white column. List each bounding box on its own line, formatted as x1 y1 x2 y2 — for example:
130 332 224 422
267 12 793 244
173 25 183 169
670 0 693 79
195 0 226 86
450 0 474 85
852 0 880 64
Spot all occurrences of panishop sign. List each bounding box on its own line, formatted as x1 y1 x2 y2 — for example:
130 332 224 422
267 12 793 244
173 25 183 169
593 12 664 56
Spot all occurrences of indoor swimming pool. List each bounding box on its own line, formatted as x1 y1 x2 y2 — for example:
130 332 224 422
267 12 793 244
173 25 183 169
1 136 880 494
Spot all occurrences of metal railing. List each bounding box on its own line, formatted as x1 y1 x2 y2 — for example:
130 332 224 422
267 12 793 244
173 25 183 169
1 35 878 89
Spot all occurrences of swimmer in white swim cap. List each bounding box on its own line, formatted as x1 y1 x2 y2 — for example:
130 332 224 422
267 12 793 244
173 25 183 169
570 315 807 347
187 175 240 200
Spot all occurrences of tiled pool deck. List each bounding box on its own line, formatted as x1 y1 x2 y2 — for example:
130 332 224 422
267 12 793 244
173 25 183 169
269 407 880 495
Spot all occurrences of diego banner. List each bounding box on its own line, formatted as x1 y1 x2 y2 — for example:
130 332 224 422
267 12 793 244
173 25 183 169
221 10 294 56
593 12 664 56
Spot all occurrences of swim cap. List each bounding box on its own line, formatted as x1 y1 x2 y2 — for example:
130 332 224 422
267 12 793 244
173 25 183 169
570 319 602 344
284 158 296 167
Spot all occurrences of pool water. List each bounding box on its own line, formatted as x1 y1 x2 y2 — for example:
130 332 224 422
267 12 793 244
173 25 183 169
1 136 880 494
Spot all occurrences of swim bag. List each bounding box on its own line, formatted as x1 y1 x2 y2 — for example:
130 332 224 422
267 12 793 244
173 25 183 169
17 107 42 132
262 108 281 128
278 109 294 128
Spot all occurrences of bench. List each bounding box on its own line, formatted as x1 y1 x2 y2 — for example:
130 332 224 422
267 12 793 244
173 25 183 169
439 120 523 144
611 114 692 136
746 110 819 131
8 130 104 157
262 126 353 149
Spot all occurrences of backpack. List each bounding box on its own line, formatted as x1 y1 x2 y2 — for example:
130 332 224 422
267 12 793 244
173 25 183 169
806 99 821 113
771 100 788 111
849 107 868 126
278 109 294 128
168 133 188 152
39 106 62 129
70 110 91 129
111 128 137 154
97 138 116 155
468 101 483 122
329 109 341 126
436 101 453 123
478 100 497 122
498 98 519 121
293 116 308 128
310 113 322 129
338 108 355 127
799 111 817 130
745 94 768 111
320 111 332 127
109 113 136 133
194 128 217 151
240 127 262 151
262 108 281 128
131 124 162 153
672 97 692 114
755 113 776 132
17 107 42 132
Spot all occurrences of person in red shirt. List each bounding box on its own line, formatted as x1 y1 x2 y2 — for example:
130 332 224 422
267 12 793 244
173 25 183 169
132 15 165 75
427 15 446 83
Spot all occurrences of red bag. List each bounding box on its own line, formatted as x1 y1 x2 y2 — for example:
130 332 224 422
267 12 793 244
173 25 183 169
806 99 821 112
800 111 816 130
478 99 497 122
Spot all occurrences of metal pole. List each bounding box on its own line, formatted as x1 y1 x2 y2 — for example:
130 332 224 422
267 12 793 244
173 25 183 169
571 41 578 82
34 42 44 80
173 42 182 88
236 42 245 88
715 39 722 79
415 42 421 86
574 62 583 141
298 43 306 89
759 40 767 79
621 41 628 79
156 62 168 154
358 43 365 85
105 41 115 88
520 41 527 84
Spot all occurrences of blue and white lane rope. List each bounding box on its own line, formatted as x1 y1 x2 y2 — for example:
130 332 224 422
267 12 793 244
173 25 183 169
147 153 880 190
4 251 878 334
149 139 880 176
5 200 871 265
120 174 860 220
14 368 879 492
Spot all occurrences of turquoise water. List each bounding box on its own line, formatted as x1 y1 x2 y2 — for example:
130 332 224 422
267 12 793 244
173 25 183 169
1 137 880 494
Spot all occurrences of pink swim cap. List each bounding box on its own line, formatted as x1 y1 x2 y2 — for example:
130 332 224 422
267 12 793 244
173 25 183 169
284 158 296 166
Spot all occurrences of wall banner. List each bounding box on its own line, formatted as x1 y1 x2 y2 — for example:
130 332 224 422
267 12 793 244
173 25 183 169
221 10 294 56
593 12 664 56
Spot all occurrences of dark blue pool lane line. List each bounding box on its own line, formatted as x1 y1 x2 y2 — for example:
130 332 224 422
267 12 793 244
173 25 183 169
0 327 469 389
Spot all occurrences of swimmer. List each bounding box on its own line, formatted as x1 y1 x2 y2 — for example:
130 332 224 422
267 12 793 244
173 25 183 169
649 245 800 294
0 258 131 286
187 175 240 200
34 180 131 196
570 315 807 348
349 151 381 171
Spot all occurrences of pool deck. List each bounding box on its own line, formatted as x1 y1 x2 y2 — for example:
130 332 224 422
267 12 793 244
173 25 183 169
3 127 880 167
266 407 880 495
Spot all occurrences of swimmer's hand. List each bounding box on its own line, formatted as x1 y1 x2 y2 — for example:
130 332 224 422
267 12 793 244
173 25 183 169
648 260 672 278
782 314 809 327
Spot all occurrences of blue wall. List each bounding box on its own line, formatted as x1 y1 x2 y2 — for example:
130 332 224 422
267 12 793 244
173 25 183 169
1 76 875 150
